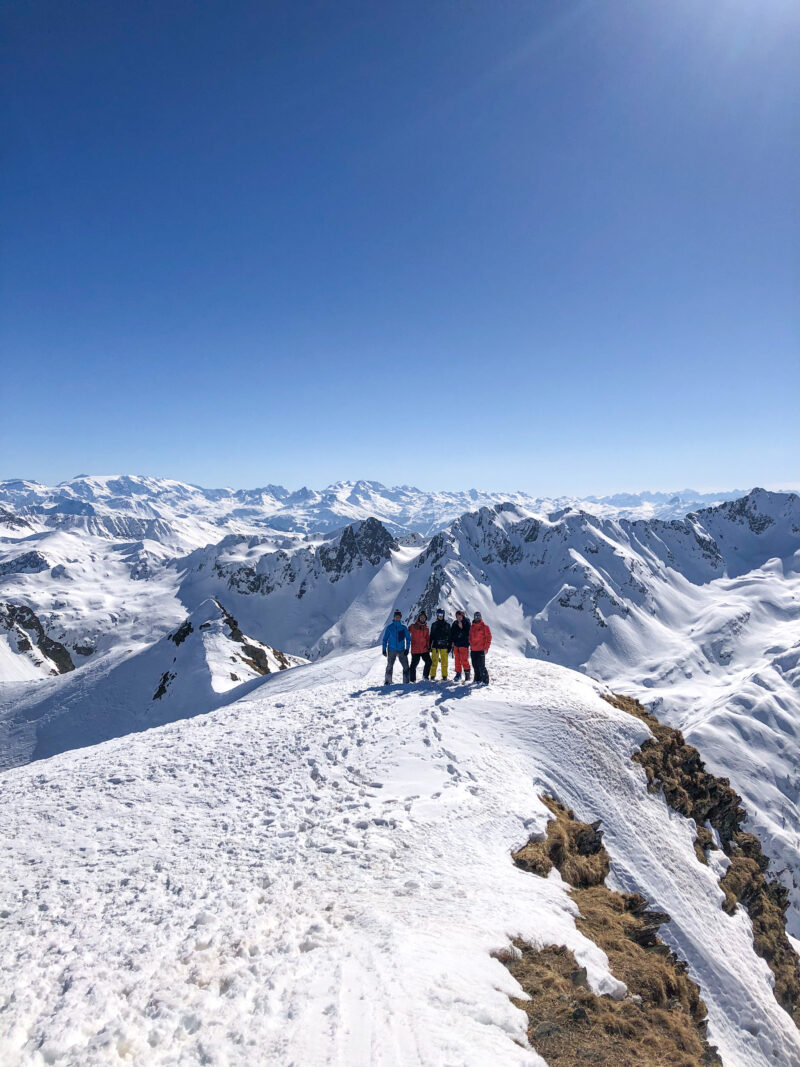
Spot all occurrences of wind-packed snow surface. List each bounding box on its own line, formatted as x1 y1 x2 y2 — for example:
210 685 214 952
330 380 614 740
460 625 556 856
2 652 798 1067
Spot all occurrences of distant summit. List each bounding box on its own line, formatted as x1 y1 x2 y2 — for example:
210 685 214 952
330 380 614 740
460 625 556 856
0 474 745 539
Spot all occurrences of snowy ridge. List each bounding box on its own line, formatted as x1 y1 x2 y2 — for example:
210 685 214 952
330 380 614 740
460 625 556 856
0 474 744 541
1 652 798 1066
2 482 800 941
2 476 800 1064
0 600 304 770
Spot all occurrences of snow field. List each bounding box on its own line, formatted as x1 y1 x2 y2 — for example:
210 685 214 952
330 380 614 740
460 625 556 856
2 651 799 1066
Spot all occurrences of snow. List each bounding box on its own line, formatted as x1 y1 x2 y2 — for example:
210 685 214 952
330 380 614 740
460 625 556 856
0 635 44 681
2 652 798 1066
3 482 800 939
0 599 304 770
3 476 800 1062
0 474 743 541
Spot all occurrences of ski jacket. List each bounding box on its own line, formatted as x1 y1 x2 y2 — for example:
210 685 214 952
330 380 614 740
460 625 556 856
382 619 411 652
469 620 492 652
429 619 451 649
450 618 471 648
409 622 430 654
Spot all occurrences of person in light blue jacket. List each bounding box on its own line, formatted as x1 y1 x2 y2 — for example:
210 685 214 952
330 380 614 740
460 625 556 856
381 609 411 685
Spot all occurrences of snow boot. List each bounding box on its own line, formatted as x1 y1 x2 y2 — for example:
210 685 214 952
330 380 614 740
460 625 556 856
454 672 462 682
464 670 471 682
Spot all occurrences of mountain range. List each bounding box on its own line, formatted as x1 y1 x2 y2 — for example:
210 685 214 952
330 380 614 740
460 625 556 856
2 474 799 1064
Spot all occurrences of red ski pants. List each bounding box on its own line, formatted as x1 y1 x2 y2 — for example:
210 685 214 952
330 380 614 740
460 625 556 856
454 646 470 673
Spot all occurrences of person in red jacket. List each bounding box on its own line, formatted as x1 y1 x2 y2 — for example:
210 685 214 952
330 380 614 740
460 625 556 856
469 611 492 685
408 611 432 682
450 610 471 681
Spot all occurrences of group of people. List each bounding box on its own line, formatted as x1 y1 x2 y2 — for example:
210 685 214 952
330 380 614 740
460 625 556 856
380 607 492 686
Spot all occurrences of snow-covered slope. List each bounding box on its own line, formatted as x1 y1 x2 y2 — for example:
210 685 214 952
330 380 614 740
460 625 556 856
0 599 304 770
2 478 799 942
394 490 800 935
177 518 429 659
1 652 797 1066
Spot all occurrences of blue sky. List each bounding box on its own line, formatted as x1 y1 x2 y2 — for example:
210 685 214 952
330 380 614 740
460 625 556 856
2 0 798 494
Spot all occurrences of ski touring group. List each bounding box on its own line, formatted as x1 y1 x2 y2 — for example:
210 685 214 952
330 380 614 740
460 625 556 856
380 608 492 687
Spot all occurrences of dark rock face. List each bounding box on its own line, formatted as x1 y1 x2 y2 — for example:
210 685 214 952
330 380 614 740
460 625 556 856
214 600 292 672
0 551 50 577
219 518 398 601
215 601 244 643
0 603 75 674
169 620 194 646
0 507 32 531
153 670 175 700
703 491 777 534
319 518 398 575
414 568 450 621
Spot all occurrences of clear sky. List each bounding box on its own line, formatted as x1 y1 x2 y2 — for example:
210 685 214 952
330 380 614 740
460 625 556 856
2 0 798 495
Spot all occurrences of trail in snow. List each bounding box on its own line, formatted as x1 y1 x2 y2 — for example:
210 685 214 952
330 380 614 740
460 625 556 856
1 652 799 1066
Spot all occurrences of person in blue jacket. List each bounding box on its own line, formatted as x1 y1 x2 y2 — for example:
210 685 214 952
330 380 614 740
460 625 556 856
381 609 411 685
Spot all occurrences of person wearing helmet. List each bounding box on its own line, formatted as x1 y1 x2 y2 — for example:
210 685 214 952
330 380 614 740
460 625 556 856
381 609 411 685
428 610 454 674
409 611 432 682
469 611 492 684
450 610 471 681
429 608 451 680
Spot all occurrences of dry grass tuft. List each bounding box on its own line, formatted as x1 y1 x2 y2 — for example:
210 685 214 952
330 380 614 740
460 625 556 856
603 691 800 1029
720 847 800 1026
513 796 609 888
505 796 721 1065
506 937 719 1065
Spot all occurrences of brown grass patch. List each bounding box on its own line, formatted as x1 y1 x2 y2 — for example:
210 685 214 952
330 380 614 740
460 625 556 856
506 796 721 1065
603 691 800 1029
513 796 609 888
505 941 718 1066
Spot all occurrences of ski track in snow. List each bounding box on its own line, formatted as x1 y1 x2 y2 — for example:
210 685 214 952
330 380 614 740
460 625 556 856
2 652 799 1067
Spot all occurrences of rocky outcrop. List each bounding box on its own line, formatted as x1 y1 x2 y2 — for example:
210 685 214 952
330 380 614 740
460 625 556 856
169 620 194 646
506 796 721 1066
604 692 800 1028
318 517 398 574
0 603 75 674
221 518 398 601
213 600 293 672
0 507 33 531
0 551 50 577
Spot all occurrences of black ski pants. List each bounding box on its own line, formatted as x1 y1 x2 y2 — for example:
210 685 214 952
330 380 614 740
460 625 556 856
409 652 431 681
385 648 410 684
470 650 489 684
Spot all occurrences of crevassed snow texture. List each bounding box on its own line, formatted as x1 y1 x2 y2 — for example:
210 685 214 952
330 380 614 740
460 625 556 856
2 652 798 1067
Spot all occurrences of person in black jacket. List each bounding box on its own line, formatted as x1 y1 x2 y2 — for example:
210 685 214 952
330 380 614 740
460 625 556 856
450 610 471 681
429 608 451 680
